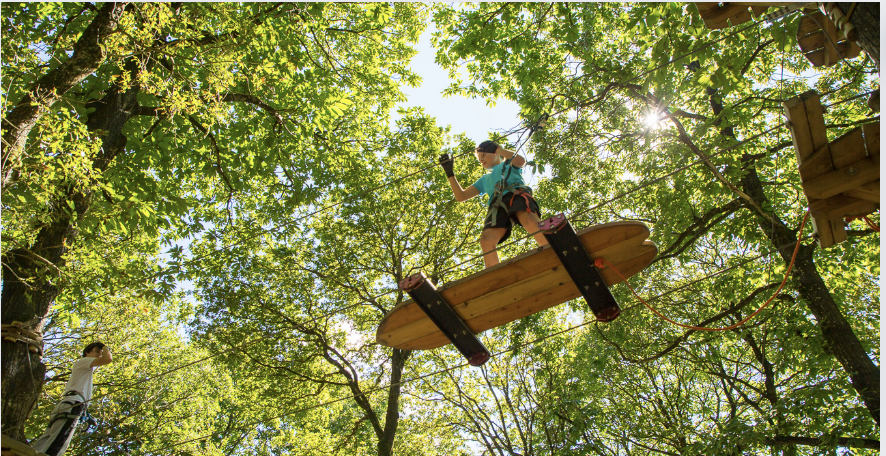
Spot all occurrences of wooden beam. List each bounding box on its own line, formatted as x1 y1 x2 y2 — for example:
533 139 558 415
803 92 830 156
831 218 848 244
804 41 862 66
811 215 836 248
803 157 880 200
700 4 750 26
830 127 866 168
798 143 835 181
694 3 720 15
863 122 879 157
798 30 827 52
1 435 46 456
809 194 877 219
798 11 827 37
728 8 753 27
843 180 880 203
821 11 841 66
784 92 818 163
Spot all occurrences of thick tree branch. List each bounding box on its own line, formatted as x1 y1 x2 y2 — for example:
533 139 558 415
2 2 129 190
655 198 742 262
187 115 235 222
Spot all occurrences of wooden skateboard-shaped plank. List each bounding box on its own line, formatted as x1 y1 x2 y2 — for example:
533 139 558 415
391 246 658 350
377 221 657 350
379 222 650 336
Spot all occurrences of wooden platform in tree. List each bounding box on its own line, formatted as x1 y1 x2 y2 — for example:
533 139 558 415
376 221 657 350
797 10 861 67
1 435 47 456
693 3 790 30
783 90 879 248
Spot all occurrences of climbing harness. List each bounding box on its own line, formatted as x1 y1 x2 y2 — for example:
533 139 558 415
48 391 86 427
484 114 548 227
78 409 97 434
485 158 535 227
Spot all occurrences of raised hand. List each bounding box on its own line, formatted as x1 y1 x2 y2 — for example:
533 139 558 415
439 153 455 177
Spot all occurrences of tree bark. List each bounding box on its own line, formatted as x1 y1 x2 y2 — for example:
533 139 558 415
1 2 128 190
739 158 880 425
1 56 143 441
835 2 879 68
377 348 410 456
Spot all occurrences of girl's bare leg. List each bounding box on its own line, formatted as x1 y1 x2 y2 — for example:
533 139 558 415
516 211 549 247
479 228 507 268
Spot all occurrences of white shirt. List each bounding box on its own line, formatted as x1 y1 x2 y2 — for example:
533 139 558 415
64 357 96 402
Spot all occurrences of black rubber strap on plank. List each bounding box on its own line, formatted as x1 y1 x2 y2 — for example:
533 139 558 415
538 213 621 322
399 272 490 366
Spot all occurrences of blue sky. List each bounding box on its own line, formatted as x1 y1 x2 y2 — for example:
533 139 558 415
394 25 522 147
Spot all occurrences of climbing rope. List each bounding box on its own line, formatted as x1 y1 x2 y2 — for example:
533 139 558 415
846 215 880 232
1 318 43 355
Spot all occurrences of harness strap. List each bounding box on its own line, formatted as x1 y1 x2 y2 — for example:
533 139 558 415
509 190 534 214
486 185 536 226
486 158 534 226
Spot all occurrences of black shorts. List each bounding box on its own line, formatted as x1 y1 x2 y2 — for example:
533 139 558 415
483 190 541 245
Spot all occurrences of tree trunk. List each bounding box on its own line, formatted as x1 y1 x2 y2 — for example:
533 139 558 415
1 2 128 190
377 348 410 456
835 2 879 68
739 158 880 425
0 57 143 440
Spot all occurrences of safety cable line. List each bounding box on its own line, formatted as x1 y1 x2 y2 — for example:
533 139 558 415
846 215 880 232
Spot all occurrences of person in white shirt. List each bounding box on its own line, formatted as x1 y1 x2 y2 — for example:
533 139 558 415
32 342 113 456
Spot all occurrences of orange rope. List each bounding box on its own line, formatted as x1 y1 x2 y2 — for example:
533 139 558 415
596 211 810 332
845 214 880 232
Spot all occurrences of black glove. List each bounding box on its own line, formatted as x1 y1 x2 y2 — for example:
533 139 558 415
476 140 499 154
439 153 454 177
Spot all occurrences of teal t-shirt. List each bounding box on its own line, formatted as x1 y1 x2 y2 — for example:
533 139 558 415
471 160 526 207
